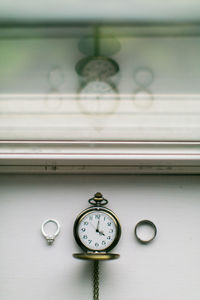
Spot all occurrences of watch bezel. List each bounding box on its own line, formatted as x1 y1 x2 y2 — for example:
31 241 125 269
73 206 121 253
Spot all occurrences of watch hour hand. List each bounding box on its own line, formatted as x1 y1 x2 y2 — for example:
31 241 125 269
99 231 105 236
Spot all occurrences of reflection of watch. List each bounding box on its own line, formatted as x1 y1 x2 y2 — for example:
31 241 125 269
77 80 119 115
134 67 153 88
76 56 119 80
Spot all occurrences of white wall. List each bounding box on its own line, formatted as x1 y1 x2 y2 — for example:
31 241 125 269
1 174 200 300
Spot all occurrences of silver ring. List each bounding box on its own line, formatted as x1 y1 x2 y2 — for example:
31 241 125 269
135 220 157 244
41 219 60 245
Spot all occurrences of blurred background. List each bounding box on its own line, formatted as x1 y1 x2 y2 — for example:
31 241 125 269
1 1 200 141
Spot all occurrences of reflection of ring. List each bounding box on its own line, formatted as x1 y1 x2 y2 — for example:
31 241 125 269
45 90 63 110
134 67 154 88
133 88 153 109
135 220 157 244
41 219 60 245
48 67 64 88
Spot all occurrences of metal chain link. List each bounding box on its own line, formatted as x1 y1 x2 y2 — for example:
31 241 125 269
93 261 99 300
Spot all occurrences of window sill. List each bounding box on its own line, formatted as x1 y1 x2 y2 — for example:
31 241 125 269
0 141 200 174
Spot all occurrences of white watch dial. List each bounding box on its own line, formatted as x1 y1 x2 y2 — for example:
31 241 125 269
78 211 117 251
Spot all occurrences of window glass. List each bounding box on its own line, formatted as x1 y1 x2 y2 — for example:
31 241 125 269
1 25 200 141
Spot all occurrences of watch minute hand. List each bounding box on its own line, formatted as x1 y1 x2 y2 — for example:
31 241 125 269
96 220 100 232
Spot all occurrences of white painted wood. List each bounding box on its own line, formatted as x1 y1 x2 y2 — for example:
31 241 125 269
0 174 200 300
0 141 200 174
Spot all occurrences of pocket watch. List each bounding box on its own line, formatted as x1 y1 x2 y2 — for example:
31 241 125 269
73 193 121 300
73 192 121 253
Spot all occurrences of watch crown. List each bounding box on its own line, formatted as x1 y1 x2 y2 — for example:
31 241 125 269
88 192 108 206
94 192 103 200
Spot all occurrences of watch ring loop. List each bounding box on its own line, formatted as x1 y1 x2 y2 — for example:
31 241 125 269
88 198 108 206
134 220 157 244
41 219 60 245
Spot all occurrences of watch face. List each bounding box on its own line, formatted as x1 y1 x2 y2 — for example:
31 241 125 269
74 208 121 252
76 56 119 80
78 81 118 115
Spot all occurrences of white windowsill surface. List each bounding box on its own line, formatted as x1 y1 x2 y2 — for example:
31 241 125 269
0 141 200 174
